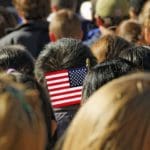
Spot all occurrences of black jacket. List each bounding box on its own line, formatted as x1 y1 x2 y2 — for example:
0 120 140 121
0 21 50 58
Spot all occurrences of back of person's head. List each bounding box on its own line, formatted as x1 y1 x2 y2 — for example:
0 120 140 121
119 46 150 71
51 0 77 12
129 0 148 19
35 38 96 85
5 70 56 149
0 74 46 150
12 0 50 20
91 34 132 63
0 6 17 38
49 9 82 41
56 72 150 150
82 58 136 103
116 20 142 44
142 11 150 45
95 0 130 27
139 0 150 24
0 45 34 76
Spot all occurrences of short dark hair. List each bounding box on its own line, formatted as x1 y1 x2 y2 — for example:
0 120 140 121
35 38 96 85
82 58 136 102
12 0 50 20
0 6 17 38
119 46 150 71
0 45 34 76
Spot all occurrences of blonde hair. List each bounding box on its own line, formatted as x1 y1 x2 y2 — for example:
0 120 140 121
50 9 82 40
0 75 46 150
91 34 131 63
143 14 150 28
116 20 142 43
139 1 150 25
142 7 150 45
57 72 150 150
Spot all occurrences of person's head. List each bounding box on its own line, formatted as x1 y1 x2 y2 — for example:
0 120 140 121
35 38 96 86
0 74 46 150
0 45 34 76
51 0 77 12
49 9 83 41
119 46 150 71
0 6 17 38
139 0 150 24
116 19 142 44
91 34 132 63
129 0 148 20
12 0 50 20
143 13 150 45
56 72 150 150
5 70 56 149
82 58 136 103
95 0 129 27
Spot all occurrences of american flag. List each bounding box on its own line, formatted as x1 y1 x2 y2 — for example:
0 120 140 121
45 67 87 108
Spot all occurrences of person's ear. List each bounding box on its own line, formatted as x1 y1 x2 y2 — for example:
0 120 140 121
95 16 104 27
49 32 57 42
79 29 83 40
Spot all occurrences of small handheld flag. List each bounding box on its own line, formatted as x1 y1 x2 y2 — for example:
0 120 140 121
45 67 87 108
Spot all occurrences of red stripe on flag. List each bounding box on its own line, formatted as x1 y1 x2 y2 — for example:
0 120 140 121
48 85 70 92
46 76 69 82
47 81 69 86
45 69 67 76
50 89 82 97
51 94 82 102
52 100 81 108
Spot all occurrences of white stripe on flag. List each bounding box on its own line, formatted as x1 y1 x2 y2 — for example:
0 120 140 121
45 72 68 79
52 97 81 106
49 86 82 95
51 91 82 100
47 77 69 84
48 83 69 90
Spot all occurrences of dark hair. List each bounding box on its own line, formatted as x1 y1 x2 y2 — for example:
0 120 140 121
35 38 96 85
0 6 17 38
119 46 150 71
0 45 34 76
82 58 136 102
12 0 50 20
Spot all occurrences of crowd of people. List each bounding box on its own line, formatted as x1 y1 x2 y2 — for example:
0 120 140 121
0 0 150 149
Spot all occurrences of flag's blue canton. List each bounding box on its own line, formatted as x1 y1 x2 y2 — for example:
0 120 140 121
68 67 87 87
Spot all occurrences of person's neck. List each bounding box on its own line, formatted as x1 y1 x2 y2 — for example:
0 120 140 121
20 17 29 24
